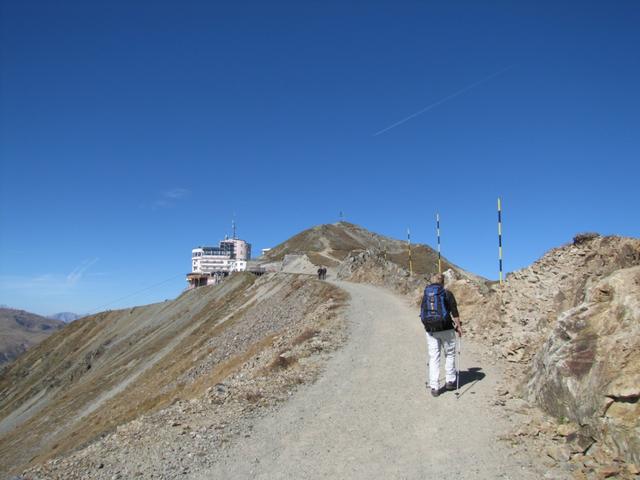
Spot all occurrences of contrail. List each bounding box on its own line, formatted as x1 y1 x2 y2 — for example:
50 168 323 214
66 258 99 285
373 65 514 136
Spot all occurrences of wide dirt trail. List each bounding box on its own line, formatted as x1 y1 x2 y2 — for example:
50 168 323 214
192 281 538 479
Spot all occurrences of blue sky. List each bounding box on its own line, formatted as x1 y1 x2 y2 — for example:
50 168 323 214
1 1 639 315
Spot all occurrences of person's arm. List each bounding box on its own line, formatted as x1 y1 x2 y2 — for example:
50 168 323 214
446 291 463 337
452 316 463 337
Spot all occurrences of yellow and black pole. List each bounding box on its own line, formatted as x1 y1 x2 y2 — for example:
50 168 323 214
498 197 503 285
407 228 413 275
436 213 442 273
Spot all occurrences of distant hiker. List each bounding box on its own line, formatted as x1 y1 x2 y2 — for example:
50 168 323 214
317 267 323 280
419 273 463 397
321 267 327 280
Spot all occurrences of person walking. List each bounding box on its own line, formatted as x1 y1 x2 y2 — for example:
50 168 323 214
419 273 463 397
317 267 323 280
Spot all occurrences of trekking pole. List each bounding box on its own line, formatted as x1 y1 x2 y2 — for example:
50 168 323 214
455 336 461 398
407 228 413 275
498 197 503 285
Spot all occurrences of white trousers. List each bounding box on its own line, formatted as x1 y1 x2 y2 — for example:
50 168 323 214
426 329 457 390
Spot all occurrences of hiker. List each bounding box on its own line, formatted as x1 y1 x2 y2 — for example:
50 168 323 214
321 267 327 280
419 273 463 397
317 267 323 280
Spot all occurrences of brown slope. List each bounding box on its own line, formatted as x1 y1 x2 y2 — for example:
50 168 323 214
0 272 347 477
0 308 66 366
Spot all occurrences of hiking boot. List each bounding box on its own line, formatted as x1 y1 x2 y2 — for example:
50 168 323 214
430 388 440 397
445 382 456 391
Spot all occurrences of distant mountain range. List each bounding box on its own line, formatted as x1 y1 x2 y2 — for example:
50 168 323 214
48 312 84 323
0 308 66 366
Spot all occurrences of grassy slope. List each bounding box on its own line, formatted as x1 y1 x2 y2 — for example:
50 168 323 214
0 274 260 473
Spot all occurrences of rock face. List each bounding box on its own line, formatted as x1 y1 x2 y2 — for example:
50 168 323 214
455 235 640 365
526 266 640 464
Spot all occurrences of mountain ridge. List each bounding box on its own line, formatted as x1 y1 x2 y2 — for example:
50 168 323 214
0 308 66 367
263 221 484 281
48 312 84 323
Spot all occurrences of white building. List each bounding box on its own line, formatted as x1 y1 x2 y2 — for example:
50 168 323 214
187 237 252 289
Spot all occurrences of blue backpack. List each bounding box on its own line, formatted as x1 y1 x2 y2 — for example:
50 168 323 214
420 284 451 332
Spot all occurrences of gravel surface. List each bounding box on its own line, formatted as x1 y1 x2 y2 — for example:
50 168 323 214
191 280 554 480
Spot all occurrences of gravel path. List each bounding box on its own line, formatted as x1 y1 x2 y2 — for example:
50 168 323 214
191 281 541 480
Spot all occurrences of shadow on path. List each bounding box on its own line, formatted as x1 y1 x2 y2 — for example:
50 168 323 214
459 367 485 388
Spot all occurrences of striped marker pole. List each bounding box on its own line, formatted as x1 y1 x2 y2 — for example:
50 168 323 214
436 213 442 273
498 197 503 285
407 228 413 275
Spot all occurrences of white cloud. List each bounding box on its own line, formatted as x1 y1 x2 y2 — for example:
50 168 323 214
151 187 190 209
0 258 100 298
164 188 190 199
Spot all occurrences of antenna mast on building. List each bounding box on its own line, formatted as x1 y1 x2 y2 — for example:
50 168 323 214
232 213 237 239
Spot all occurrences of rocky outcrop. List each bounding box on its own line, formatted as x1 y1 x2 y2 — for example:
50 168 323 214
336 246 484 298
458 235 640 365
525 266 640 464
337 249 418 293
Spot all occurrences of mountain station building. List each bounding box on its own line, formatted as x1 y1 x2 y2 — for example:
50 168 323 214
186 238 252 289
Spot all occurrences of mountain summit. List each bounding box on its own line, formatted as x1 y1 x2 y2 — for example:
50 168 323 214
264 221 474 279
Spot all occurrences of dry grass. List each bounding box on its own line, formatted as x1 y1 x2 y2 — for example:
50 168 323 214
307 252 340 267
292 328 319 346
388 245 453 276
21 304 274 471
268 351 298 370
0 275 260 476
245 391 263 403
327 249 353 261
266 223 367 261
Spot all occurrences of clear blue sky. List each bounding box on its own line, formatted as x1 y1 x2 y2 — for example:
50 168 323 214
1 1 639 315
